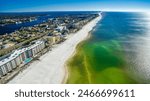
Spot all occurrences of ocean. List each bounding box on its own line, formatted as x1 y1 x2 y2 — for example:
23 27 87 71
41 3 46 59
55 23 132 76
67 12 150 84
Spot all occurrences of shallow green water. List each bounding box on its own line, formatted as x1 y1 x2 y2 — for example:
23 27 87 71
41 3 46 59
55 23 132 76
67 39 137 84
66 12 148 84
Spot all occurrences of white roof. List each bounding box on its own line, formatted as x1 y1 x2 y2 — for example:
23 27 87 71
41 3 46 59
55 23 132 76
0 48 26 66
0 41 44 66
56 26 64 31
28 40 44 50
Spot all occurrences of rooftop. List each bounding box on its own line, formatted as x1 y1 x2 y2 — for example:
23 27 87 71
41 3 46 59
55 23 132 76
0 40 44 66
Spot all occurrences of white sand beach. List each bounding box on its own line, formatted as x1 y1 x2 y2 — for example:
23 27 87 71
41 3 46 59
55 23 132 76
8 14 102 84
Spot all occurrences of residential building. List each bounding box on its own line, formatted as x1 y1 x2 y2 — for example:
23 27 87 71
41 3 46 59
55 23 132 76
0 40 45 77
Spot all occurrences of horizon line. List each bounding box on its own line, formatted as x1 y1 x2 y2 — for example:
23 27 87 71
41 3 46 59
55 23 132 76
0 10 149 13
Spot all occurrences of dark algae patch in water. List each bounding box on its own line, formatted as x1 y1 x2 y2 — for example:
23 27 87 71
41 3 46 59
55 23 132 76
66 39 137 84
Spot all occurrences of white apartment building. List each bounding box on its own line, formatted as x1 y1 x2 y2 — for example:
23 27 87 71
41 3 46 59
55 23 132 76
0 40 45 77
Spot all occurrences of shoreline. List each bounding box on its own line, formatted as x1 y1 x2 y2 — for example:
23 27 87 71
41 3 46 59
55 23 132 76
8 14 102 84
62 31 92 84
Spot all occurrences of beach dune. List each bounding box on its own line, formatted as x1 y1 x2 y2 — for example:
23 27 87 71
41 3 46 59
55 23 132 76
8 14 102 84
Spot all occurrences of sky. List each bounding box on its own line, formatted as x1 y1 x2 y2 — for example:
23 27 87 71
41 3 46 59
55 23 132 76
0 0 150 12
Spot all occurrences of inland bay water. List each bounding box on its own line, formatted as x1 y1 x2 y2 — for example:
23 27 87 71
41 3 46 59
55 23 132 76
67 12 150 84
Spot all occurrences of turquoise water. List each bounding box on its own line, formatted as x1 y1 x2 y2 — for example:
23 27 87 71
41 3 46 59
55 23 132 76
67 12 150 84
24 58 32 64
